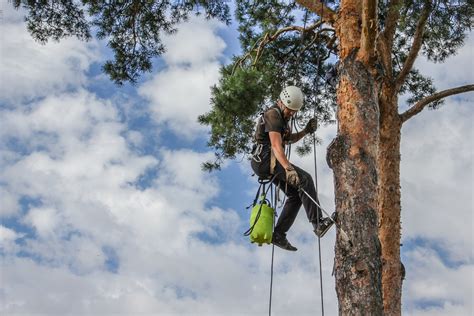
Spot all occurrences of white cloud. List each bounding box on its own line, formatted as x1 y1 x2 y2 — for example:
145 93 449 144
1 3 471 315
400 32 474 315
0 187 20 217
0 225 23 254
0 5 340 316
23 207 59 237
401 74 474 264
0 5 100 102
416 34 474 89
403 246 473 316
161 16 226 66
139 16 226 139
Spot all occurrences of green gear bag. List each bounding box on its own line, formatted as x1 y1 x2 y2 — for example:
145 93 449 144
249 197 274 246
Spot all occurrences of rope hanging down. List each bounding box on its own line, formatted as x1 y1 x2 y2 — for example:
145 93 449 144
268 182 276 316
267 2 337 315
292 2 328 315
313 2 326 314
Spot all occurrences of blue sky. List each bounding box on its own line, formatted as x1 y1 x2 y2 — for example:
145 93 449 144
1 3 473 316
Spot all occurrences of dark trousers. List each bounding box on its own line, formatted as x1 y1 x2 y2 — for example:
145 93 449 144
251 158 323 235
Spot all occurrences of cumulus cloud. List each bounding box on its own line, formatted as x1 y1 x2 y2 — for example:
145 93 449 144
0 6 337 316
399 32 474 315
0 5 100 103
139 16 226 139
403 246 473 316
401 100 473 262
0 225 23 254
0 86 338 315
161 17 226 67
1 2 471 315
23 207 60 237
0 187 20 217
416 34 474 89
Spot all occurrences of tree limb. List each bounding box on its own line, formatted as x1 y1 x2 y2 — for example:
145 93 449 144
400 84 474 123
358 0 378 64
233 21 334 73
395 1 431 91
377 0 402 78
295 0 337 25
255 23 321 61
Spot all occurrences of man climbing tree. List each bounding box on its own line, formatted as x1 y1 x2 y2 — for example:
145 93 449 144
15 0 473 314
251 86 334 251
200 1 473 314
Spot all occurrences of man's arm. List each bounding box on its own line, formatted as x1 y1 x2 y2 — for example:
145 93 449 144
285 130 306 144
269 131 292 169
285 118 317 143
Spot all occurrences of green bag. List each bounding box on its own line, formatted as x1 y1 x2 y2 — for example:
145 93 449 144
249 197 274 246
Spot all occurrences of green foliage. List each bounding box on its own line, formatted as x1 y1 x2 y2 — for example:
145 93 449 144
202 1 337 170
13 0 473 170
203 0 472 170
12 0 230 84
392 0 472 110
413 0 472 63
400 69 444 109
12 0 91 43
198 65 275 171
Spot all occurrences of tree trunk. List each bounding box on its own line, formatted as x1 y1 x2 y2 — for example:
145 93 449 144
378 89 403 315
328 51 384 315
328 1 384 313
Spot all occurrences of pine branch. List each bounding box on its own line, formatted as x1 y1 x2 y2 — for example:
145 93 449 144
400 84 474 123
254 22 322 64
395 1 432 91
295 0 337 25
358 0 378 64
377 0 402 78
233 21 334 73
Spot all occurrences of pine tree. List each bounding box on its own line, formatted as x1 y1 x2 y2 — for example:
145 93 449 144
11 0 231 84
14 0 474 314
202 1 473 313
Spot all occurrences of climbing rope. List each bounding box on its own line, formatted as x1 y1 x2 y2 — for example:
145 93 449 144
313 1 326 314
266 2 331 315
312 94 327 314
268 182 276 316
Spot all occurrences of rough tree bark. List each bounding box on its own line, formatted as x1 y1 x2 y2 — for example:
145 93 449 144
326 0 384 314
328 53 384 315
378 87 402 316
377 83 474 316
296 1 473 315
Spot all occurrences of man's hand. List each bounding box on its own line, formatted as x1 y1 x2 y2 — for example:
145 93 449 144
304 118 317 134
285 166 300 187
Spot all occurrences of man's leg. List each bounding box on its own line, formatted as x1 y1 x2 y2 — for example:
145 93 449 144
292 165 323 223
270 164 301 251
273 182 302 235
292 165 335 237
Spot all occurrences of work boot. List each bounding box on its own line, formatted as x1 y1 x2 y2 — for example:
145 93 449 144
313 213 336 238
272 232 297 251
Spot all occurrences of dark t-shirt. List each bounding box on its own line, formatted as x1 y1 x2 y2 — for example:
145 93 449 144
253 105 290 164
254 106 288 145
251 106 289 176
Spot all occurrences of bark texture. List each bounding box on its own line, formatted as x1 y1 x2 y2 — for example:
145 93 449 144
378 86 403 316
326 1 384 314
328 53 384 316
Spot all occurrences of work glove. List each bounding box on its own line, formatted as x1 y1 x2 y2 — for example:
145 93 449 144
285 166 300 187
304 118 317 134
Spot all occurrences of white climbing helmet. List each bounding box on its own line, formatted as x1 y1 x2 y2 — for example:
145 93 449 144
279 86 304 111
